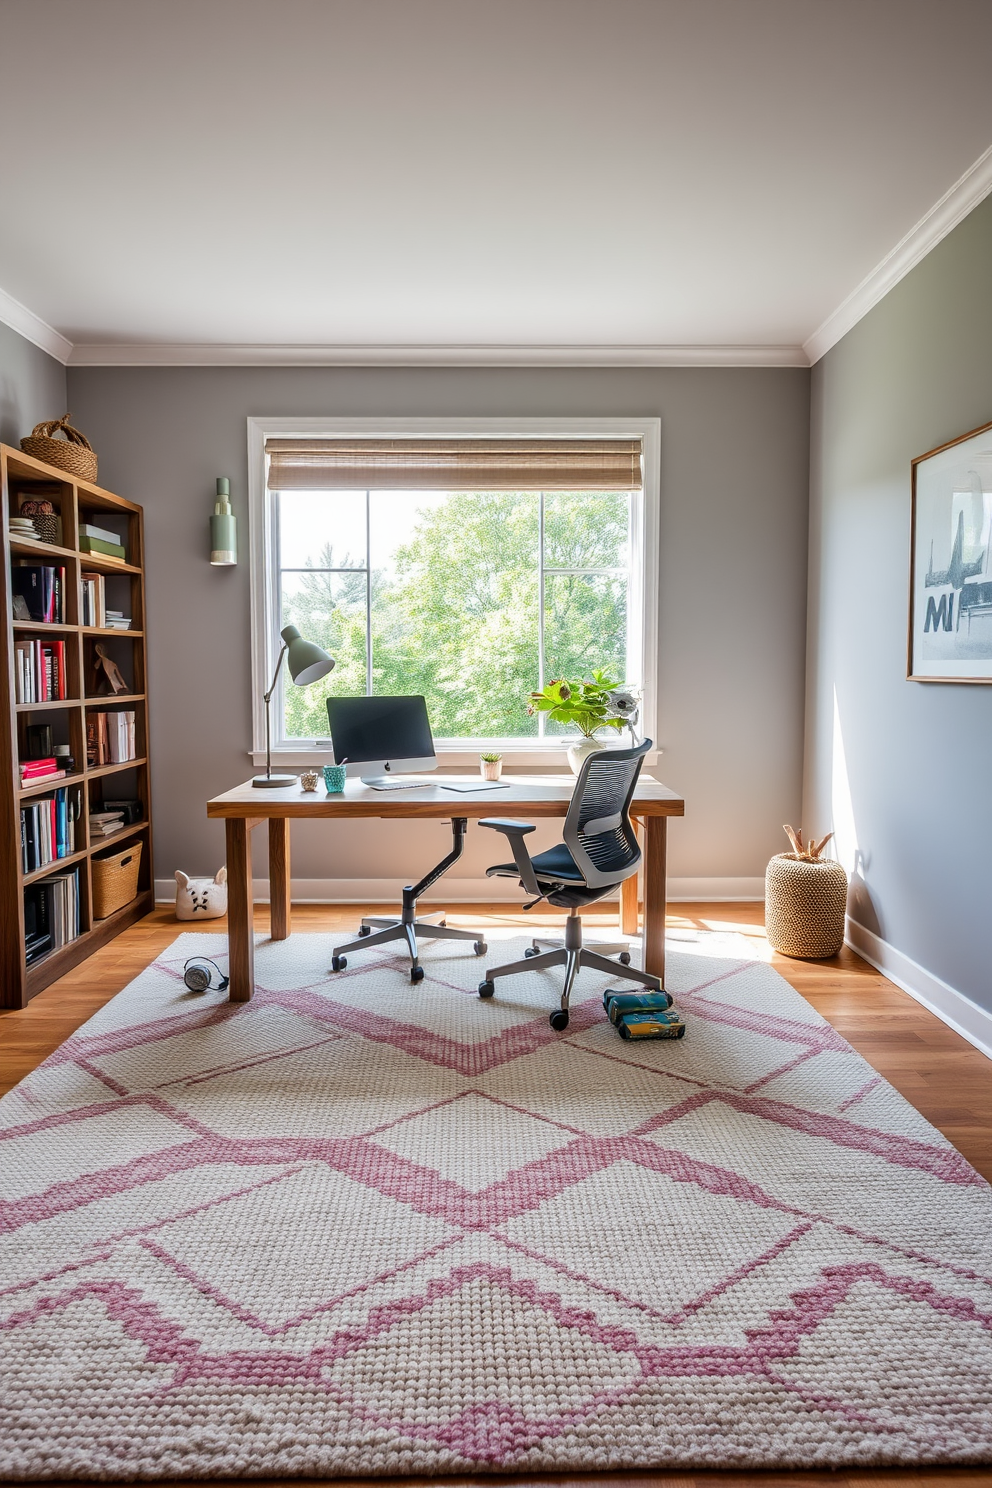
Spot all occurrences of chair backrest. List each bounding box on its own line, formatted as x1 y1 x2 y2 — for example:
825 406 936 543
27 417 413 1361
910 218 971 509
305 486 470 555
562 739 652 890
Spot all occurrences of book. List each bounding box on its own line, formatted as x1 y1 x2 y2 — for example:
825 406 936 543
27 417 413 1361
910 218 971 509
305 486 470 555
79 535 126 560
81 572 106 628
80 522 124 547
11 566 54 622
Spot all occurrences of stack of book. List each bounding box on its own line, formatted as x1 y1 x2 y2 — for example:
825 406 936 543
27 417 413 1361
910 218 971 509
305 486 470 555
603 988 687 1040
86 710 137 766
79 522 126 562
11 564 65 623
81 572 106 627
89 808 126 839
20 786 80 873
104 609 132 630
19 757 67 787
24 868 81 965
13 638 68 703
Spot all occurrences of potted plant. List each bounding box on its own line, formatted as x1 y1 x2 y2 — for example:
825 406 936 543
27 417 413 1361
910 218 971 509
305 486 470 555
765 826 848 958
527 671 637 774
479 751 503 781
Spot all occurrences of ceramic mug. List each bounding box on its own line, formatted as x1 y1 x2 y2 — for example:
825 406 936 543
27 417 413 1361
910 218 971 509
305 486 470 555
323 764 347 793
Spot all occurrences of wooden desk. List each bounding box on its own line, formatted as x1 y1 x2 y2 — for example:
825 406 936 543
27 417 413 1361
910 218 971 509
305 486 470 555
206 774 685 1002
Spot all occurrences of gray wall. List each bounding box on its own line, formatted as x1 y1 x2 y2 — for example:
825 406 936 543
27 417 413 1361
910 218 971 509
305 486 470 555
0 322 67 449
66 365 810 892
806 194 992 1013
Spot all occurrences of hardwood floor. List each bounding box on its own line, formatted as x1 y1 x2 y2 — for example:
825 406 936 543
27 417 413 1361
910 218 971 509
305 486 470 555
1 902 990 1488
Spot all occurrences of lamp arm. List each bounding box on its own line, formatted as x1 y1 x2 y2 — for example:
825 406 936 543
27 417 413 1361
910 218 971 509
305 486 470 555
262 643 288 780
264 643 288 705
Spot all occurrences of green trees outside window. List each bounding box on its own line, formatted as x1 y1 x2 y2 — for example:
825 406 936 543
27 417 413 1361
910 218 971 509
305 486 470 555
278 489 631 741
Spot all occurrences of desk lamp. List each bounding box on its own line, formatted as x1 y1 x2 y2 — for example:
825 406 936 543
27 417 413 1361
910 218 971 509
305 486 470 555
254 625 335 787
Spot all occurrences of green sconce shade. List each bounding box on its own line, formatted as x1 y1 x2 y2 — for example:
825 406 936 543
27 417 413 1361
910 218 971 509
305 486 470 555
210 476 237 565
282 625 335 686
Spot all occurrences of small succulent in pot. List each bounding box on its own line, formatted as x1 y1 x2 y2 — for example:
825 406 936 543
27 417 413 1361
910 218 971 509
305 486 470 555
480 751 503 781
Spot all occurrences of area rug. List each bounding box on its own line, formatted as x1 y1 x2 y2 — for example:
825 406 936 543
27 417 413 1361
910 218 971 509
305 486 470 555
2 928 991 1478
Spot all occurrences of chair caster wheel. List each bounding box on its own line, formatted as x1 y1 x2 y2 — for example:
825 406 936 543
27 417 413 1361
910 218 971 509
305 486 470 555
549 1009 570 1032
411 966 425 984
524 946 539 958
357 925 371 938
474 940 488 956
619 951 631 965
478 979 495 999
331 955 347 971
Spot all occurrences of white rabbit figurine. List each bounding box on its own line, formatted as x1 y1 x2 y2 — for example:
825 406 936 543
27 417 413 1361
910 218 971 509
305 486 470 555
175 867 228 920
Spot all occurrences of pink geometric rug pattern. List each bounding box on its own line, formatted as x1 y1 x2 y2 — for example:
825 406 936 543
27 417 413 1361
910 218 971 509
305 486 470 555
2 928 991 1477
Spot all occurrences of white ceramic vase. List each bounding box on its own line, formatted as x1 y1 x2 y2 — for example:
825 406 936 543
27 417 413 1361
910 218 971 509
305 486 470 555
566 736 605 775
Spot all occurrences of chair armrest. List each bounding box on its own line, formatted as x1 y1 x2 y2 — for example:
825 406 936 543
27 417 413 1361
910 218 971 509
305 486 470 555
478 818 540 895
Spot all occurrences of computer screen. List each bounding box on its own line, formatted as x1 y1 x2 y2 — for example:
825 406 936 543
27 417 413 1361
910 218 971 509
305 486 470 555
325 695 436 776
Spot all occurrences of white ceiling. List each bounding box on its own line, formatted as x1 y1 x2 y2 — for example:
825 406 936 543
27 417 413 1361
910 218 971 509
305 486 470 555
2 0 992 366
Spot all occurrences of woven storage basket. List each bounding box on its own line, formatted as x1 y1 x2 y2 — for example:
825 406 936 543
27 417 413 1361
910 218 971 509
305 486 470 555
91 840 142 920
20 415 97 483
765 853 848 958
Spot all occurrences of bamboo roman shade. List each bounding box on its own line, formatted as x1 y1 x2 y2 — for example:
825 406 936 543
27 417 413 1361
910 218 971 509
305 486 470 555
265 438 642 491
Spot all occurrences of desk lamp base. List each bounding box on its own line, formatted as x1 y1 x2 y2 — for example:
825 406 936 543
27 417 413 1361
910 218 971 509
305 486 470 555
252 774 297 788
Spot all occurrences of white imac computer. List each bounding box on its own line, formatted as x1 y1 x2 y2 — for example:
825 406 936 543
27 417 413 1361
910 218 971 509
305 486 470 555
326 695 438 790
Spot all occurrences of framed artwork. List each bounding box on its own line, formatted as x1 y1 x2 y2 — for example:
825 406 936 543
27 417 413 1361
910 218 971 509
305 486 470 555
909 417 992 683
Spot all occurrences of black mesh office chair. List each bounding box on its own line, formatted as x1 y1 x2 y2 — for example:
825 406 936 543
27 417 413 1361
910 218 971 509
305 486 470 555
477 739 661 1029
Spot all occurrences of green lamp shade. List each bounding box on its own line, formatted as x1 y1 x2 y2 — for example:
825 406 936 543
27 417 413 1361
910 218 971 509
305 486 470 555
281 625 335 685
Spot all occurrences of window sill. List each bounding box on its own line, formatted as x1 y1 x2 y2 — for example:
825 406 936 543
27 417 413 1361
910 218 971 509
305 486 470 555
249 745 661 770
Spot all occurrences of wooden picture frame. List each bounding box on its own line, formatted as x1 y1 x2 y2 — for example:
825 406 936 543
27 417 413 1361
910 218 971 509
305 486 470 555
909 417 992 683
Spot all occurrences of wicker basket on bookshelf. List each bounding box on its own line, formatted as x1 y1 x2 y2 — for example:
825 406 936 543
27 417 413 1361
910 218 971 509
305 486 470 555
91 840 142 919
21 416 98 483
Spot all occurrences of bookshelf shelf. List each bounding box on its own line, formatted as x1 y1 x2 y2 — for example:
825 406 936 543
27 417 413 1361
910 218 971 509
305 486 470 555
77 554 142 576
86 755 149 781
22 846 91 887
15 698 82 713
9 536 78 561
2 443 154 1008
19 770 86 798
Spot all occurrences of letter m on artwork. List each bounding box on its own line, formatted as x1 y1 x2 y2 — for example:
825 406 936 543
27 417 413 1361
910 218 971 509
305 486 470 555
924 593 954 632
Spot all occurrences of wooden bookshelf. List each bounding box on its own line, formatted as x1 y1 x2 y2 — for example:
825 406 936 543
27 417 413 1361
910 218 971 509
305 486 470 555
1 444 154 1007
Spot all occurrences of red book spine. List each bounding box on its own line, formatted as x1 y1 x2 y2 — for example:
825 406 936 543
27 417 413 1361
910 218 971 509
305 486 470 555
56 640 66 699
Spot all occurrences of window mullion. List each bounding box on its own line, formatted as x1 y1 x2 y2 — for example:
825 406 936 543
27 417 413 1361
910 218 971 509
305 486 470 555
537 491 545 740
365 490 372 694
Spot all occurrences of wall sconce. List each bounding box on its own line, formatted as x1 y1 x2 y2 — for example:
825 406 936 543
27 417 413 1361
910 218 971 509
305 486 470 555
210 477 237 566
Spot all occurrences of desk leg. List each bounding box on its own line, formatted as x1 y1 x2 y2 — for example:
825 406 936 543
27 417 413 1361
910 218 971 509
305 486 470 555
643 816 668 986
621 817 641 936
268 817 291 941
226 818 255 1002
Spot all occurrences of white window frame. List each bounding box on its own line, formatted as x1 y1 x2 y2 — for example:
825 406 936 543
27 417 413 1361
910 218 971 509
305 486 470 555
247 416 660 767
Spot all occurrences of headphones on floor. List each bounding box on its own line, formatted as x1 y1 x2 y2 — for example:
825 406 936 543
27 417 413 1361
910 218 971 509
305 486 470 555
183 956 230 993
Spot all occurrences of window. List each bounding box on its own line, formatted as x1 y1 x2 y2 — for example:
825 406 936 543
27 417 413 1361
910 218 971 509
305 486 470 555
249 420 659 760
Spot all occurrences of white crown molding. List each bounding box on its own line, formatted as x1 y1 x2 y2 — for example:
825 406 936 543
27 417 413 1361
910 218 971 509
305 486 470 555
67 341 809 369
804 142 992 365
0 285 72 364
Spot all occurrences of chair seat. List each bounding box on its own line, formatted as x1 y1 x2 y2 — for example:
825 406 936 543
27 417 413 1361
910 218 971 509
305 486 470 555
486 841 585 883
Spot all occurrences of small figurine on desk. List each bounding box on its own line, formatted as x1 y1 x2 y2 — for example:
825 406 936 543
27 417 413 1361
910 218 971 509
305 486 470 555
92 643 128 695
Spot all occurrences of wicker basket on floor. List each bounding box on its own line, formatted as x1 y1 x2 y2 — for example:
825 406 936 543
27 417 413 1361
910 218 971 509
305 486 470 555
92 840 142 920
20 415 98 483
765 827 848 958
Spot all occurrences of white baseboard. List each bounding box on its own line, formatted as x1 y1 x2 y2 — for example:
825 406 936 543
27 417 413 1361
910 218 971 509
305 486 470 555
846 918 992 1061
154 874 764 907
